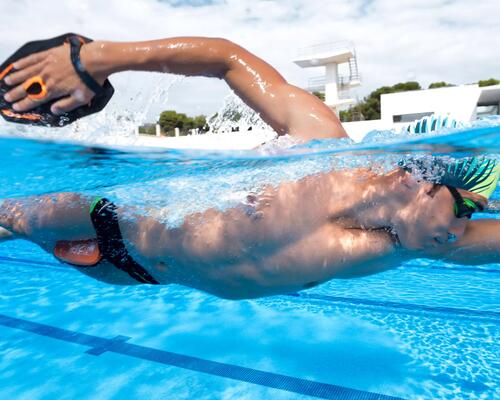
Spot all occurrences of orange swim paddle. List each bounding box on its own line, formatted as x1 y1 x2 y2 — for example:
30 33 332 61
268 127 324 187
0 33 114 127
54 239 102 267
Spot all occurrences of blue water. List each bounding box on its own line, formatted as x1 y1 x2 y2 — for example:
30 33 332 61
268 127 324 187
0 122 499 400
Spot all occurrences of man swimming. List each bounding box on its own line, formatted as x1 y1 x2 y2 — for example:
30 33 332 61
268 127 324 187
0 36 499 299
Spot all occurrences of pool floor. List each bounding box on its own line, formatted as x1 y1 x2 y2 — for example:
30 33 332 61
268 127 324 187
0 240 498 400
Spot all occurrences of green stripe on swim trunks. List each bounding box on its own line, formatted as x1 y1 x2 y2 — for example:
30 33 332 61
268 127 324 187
89 197 103 215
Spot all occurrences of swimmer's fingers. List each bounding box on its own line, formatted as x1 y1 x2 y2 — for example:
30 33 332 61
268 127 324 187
3 81 28 104
7 80 63 112
3 65 46 103
11 50 47 71
9 81 93 113
10 94 57 112
50 94 90 115
3 63 43 87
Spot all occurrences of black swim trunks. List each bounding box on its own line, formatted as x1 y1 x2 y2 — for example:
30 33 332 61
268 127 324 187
89 197 159 285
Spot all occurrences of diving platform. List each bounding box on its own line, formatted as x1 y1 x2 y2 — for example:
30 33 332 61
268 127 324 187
294 42 355 68
293 41 361 113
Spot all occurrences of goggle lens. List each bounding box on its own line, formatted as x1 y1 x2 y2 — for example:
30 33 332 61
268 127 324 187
453 196 480 219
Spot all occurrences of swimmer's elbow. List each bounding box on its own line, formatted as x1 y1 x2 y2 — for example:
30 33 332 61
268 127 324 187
221 38 272 79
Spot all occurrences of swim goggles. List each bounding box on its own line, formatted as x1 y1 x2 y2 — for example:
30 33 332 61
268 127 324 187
446 186 483 219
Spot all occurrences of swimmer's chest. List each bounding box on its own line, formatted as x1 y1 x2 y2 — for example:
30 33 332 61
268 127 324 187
253 223 399 285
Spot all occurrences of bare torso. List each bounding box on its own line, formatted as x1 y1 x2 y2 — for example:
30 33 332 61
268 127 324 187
2 167 496 298
115 169 408 298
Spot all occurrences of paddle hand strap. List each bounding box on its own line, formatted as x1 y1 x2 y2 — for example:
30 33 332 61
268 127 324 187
69 35 104 95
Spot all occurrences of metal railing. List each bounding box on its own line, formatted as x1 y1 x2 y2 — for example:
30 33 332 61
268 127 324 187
307 74 362 91
338 73 362 88
338 89 355 100
307 76 326 91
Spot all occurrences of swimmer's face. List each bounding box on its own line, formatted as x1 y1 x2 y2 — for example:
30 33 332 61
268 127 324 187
396 183 469 250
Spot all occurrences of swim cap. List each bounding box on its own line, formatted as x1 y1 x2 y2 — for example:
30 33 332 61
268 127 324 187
401 115 499 200
400 157 499 200
438 157 499 199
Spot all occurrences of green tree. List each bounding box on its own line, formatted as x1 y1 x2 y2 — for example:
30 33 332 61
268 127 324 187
340 81 421 122
158 110 209 136
312 91 325 101
159 110 190 136
138 123 156 135
478 78 500 87
428 81 454 89
193 115 208 131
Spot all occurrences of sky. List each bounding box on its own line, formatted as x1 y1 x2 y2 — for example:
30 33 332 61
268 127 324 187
0 0 498 119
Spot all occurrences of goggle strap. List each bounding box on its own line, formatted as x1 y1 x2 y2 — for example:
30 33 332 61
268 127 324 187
446 186 478 218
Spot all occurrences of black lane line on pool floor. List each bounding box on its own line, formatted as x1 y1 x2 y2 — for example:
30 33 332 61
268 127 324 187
1 255 499 323
0 313 404 400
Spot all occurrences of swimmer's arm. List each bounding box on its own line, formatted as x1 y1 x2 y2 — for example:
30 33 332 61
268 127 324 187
6 37 346 141
424 219 500 265
86 38 347 140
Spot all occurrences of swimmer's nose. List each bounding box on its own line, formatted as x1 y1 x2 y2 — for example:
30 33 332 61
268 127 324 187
432 234 448 245
433 226 464 245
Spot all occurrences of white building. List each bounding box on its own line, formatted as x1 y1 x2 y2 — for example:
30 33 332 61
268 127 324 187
294 40 500 141
343 84 500 142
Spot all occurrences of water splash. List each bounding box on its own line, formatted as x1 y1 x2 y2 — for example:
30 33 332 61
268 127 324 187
0 74 181 146
207 93 272 134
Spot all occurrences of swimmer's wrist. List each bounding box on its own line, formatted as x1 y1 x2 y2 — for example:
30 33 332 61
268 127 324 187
80 41 112 83
80 41 135 80
80 41 160 78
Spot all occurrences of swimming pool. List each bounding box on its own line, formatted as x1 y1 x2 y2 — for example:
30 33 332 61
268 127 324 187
0 124 498 400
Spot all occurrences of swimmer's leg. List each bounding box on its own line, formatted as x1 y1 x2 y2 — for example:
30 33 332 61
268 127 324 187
0 193 151 285
0 192 96 253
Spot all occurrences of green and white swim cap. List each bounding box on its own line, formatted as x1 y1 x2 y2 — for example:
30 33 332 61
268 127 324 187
438 157 499 199
400 156 499 199
401 115 499 199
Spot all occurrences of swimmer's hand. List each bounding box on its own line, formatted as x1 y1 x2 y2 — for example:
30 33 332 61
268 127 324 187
3 43 105 115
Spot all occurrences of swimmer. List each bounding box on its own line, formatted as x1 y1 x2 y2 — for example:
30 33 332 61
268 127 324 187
0 36 499 298
1 37 346 139
0 157 498 298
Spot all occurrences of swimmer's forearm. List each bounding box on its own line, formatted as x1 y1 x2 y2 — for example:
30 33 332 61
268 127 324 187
426 219 500 265
82 37 261 79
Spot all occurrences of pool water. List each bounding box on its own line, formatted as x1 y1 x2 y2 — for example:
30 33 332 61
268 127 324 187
0 122 499 400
